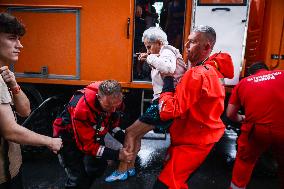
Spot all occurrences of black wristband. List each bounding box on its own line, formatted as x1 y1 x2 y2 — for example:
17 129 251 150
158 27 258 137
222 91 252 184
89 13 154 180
162 76 175 92
101 147 119 160
113 130 125 144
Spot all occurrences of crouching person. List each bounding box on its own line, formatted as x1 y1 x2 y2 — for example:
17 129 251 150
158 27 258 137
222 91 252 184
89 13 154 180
53 80 134 189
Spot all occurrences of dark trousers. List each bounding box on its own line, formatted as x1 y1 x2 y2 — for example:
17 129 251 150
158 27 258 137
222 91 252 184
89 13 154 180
153 179 168 189
0 167 23 189
59 141 107 189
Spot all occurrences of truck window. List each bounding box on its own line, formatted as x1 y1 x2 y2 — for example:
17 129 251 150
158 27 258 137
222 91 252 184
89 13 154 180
193 0 249 85
198 0 245 5
133 0 186 81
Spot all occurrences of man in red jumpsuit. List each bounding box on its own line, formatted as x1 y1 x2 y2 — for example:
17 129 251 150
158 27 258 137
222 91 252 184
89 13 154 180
153 25 234 189
227 62 284 189
53 80 133 189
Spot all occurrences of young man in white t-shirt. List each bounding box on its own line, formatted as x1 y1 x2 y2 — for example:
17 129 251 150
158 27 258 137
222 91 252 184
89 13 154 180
0 12 62 189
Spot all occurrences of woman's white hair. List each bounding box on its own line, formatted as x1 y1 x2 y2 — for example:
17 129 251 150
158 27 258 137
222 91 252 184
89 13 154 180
142 27 168 45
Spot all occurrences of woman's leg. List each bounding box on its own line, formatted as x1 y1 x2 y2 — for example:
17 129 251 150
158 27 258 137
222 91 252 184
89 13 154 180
127 136 141 171
105 120 154 182
116 120 152 172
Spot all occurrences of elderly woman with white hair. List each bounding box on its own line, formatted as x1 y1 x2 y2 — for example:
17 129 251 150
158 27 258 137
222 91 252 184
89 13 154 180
105 27 187 182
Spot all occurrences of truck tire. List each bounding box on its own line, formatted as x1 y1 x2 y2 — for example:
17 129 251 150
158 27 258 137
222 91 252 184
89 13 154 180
17 84 43 124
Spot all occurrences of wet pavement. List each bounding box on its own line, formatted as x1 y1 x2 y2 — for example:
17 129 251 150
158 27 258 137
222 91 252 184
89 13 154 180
22 129 281 189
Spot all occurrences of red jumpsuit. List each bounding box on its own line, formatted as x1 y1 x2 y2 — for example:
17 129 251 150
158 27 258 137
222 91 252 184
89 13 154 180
158 61 227 189
229 70 284 189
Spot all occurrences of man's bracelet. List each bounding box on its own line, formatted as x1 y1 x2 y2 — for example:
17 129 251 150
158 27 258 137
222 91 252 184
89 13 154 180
10 85 21 95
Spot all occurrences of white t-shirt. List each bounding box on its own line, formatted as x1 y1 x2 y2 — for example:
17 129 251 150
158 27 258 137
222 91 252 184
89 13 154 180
0 75 22 183
0 75 12 104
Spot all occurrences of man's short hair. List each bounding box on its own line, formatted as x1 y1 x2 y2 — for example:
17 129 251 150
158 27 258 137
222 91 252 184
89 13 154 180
98 80 122 97
248 61 268 75
193 25 216 48
0 12 26 36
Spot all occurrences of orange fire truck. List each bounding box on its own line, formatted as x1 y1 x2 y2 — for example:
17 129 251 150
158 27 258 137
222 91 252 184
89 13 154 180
0 0 283 131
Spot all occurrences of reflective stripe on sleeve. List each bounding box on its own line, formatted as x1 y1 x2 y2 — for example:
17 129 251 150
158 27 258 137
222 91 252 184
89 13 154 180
96 145 105 157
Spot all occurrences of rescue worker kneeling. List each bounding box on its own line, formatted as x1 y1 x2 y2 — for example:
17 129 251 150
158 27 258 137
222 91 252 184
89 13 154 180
227 62 284 189
53 80 133 189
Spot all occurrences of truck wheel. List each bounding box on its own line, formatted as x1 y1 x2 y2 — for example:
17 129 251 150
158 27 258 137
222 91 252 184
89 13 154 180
21 84 43 111
18 84 47 154
17 84 43 124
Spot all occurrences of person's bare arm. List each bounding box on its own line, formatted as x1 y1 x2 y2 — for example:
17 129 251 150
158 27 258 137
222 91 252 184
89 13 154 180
11 88 31 117
0 103 62 153
226 104 245 123
0 66 31 117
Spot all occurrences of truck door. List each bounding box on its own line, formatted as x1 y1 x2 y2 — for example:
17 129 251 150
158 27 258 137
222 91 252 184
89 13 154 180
192 0 249 85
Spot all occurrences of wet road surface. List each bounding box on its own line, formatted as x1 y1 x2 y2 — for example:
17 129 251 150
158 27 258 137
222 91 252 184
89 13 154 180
22 129 281 189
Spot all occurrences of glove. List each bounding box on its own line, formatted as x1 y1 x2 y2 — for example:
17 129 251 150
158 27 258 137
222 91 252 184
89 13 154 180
162 76 174 92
